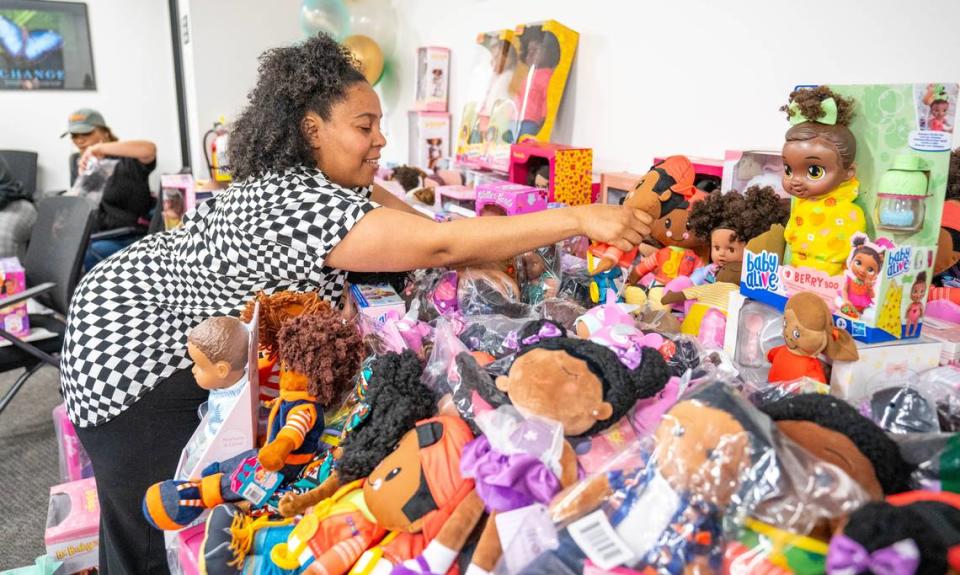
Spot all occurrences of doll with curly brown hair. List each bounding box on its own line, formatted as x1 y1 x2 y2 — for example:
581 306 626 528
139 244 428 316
780 86 866 276
687 185 789 285
143 306 364 532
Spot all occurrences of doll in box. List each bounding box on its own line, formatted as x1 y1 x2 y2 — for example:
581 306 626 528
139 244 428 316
186 316 249 440
924 83 953 133
513 26 560 141
905 271 929 337
780 86 866 276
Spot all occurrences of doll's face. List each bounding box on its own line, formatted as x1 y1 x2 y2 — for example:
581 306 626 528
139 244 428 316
931 101 949 120
711 229 745 267
654 401 750 505
782 139 854 200
363 429 426 533
187 343 241 390
534 172 549 189
782 309 827 357
651 208 701 249
911 281 928 303
775 420 883 500
496 348 613 436
850 252 881 283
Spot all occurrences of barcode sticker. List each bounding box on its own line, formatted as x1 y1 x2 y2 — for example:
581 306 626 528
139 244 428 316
241 482 266 505
568 510 635 570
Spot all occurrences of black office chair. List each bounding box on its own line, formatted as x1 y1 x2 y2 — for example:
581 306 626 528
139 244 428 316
0 196 94 415
0 149 38 200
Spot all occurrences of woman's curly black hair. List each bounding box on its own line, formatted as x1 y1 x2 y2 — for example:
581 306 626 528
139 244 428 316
337 350 438 482
689 185 788 244
759 393 913 495
229 33 367 181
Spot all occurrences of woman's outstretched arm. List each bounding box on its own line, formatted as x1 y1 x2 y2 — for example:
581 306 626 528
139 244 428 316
326 204 653 272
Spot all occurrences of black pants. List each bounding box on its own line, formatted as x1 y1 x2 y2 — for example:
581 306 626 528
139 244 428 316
76 368 206 575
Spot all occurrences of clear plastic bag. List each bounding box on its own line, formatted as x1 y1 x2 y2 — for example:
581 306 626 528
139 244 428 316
458 267 534 318
857 369 942 434
67 157 119 206
357 300 433 359
511 380 867 575
458 314 536 361
538 297 587 333
894 432 957 492
516 245 562 306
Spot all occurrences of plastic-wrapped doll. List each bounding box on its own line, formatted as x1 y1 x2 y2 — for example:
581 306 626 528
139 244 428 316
143 307 364 531
186 316 249 440
590 155 698 274
781 86 866 275
766 292 858 385
838 233 894 319
687 185 789 286
523 381 777 575
517 246 561 305
452 319 672 575
512 26 559 140
828 491 960 575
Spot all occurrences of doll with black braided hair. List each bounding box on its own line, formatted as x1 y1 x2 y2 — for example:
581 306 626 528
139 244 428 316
780 86 866 276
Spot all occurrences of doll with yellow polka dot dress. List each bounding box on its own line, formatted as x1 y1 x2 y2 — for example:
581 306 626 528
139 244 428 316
781 87 866 276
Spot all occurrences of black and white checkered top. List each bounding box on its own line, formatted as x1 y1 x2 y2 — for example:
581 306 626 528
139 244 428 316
60 166 377 428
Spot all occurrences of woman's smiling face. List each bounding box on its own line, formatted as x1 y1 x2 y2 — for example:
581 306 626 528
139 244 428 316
305 82 386 188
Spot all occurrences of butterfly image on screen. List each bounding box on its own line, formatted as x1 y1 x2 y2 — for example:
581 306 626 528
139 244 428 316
0 14 63 65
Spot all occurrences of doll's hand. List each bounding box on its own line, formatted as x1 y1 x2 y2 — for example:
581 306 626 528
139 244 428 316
575 205 653 253
277 491 302 517
258 436 295 471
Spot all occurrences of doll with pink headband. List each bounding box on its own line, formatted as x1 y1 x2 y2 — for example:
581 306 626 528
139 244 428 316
838 233 894 319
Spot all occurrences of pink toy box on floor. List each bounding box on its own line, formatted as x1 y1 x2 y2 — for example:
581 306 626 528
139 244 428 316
52 404 93 482
508 141 593 206
45 478 99 574
0 257 28 337
475 181 547 216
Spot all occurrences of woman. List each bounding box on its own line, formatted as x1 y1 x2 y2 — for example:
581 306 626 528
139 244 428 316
61 35 651 574
63 108 156 270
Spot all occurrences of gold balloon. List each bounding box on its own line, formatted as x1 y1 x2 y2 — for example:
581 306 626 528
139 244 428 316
342 34 384 84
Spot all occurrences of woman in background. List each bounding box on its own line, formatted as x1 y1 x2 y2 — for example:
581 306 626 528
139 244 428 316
63 108 156 271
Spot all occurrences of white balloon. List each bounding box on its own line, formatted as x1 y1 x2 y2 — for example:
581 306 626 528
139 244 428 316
345 0 397 56
300 0 349 40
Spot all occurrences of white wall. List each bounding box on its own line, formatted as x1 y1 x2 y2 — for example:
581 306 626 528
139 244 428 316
0 0 181 192
379 0 960 172
181 0 301 174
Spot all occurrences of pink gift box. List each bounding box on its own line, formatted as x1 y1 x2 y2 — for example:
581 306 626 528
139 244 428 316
45 477 99 573
475 181 548 216
0 257 28 337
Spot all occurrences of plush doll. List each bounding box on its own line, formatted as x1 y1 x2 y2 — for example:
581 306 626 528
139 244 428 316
759 394 913 502
827 490 960 575
590 155 698 274
453 319 672 575
523 381 777 575
766 292 858 385
143 306 363 531
186 316 250 440
256 351 483 575
780 86 866 276
625 186 710 289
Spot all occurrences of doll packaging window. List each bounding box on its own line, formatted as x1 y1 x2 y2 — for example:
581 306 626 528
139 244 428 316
174 305 260 482
433 184 477 218
455 20 579 173
600 171 644 206
740 83 960 343
415 46 450 112
160 174 196 231
509 140 594 205
408 111 451 172
0 257 28 337
654 155 724 193
721 150 789 199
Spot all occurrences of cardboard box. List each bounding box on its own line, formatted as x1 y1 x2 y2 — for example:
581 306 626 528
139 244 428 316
45 478 99 573
408 112 451 172
476 181 547 216
0 257 28 337
52 404 93 483
350 284 406 323
415 47 450 112
920 316 960 365
831 338 943 400
508 141 593 206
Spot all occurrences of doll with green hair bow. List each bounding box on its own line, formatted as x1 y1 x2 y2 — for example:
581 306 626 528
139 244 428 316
778 86 867 276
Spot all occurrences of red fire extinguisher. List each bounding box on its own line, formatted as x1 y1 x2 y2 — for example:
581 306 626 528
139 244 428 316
203 117 231 183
